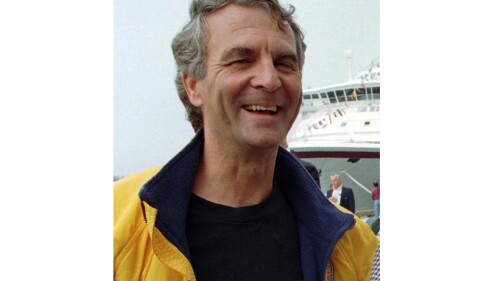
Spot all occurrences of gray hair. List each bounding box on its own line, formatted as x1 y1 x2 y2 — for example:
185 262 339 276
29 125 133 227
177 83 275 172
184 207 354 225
171 0 307 131
331 174 341 181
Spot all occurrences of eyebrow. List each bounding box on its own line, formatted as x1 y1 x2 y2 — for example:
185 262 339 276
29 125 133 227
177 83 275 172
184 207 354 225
275 52 298 63
220 46 254 62
220 45 298 63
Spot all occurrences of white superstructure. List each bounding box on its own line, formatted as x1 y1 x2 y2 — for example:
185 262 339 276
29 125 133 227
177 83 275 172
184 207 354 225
288 61 380 213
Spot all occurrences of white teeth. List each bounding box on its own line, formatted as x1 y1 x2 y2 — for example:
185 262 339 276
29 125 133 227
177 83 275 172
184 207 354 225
245 105 277 113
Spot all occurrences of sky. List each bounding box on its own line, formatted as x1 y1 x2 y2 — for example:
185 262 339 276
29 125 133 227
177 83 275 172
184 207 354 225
114 0 380 177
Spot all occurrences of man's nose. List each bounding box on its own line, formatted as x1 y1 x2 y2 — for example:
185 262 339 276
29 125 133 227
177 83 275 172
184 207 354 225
250 58 281 92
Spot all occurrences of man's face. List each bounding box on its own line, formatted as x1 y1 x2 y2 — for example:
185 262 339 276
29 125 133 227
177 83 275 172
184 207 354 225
186 4 302 150
331 176 341 188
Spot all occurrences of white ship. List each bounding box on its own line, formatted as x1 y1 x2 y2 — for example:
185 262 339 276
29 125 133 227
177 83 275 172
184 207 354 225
288 59 380 214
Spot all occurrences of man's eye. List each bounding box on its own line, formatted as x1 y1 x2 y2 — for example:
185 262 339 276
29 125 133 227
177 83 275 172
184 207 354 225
277 62 291 67
231 59 250 65
276 61 296 70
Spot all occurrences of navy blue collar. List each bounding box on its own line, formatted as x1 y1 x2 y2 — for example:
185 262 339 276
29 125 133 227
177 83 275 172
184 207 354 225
139 129 354 280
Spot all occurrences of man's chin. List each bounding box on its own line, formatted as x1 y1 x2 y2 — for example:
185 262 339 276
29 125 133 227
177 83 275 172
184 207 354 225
244 134 282 149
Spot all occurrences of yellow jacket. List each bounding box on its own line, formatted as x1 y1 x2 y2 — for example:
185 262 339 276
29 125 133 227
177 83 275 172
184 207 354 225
114 131 379 280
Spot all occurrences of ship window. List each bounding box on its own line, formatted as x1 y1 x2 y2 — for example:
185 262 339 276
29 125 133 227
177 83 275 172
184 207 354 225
358 107 367 112
304 95 311 100
358 88 366 99
364 121 370 126
328 91 337 103
320 92 327 98
347 158 360 163
341 122 347 127
371 87 380 100
336 90 346 102
348 88 359 101
312 94 319 99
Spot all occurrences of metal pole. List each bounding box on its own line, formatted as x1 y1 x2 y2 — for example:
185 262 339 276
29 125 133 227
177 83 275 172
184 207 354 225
345 49 353 81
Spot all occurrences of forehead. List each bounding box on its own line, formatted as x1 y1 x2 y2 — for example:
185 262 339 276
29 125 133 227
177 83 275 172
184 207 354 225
204 4 296 54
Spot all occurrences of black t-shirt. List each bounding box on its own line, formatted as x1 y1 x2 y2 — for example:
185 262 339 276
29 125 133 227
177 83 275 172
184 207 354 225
186 184 303 281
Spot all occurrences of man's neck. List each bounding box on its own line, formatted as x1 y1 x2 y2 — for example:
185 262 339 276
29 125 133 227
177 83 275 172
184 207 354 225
192 137 278 207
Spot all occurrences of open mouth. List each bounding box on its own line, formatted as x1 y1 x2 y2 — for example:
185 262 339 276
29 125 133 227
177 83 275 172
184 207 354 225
244 105 278 115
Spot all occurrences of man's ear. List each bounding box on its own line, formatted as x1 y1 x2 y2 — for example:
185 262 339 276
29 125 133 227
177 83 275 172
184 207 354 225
182 73 203 107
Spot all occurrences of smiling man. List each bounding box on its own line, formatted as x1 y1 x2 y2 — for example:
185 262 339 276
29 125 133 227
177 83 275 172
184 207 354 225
114 1 379 280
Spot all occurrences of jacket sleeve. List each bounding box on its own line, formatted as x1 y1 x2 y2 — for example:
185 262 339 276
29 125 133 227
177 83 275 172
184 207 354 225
330 210 379 280
326 189 332 198
348 188 355 213
114 167 162 280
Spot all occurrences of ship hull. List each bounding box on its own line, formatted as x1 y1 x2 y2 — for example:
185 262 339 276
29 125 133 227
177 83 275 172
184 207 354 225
293 147 379 214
